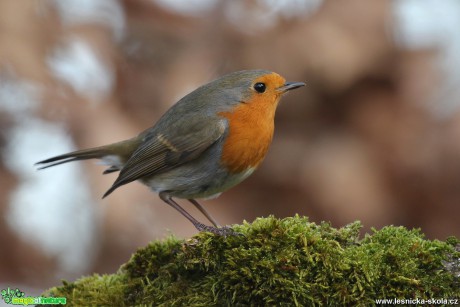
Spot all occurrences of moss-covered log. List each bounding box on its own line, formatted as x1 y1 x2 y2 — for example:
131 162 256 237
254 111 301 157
44 216 459 306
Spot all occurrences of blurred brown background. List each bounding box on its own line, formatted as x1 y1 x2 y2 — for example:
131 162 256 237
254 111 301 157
1 0 460 295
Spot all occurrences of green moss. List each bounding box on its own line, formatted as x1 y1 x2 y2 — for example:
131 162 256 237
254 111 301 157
44 216 459 306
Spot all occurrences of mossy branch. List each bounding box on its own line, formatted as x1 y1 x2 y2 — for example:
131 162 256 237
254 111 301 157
44 216 459 306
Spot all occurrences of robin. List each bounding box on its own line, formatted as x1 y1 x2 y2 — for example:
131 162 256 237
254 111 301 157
36 70 305 236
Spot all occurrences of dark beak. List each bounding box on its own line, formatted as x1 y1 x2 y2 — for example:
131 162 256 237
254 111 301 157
277 81 306 93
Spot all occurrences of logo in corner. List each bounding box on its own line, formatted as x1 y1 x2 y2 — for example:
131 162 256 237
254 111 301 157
1 288 24 304
1 287 66 305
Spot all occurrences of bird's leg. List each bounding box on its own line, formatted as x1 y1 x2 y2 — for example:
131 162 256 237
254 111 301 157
159 193 240 236
188 199 220 228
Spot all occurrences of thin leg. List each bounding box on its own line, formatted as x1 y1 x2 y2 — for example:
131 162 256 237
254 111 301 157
188 199 220 228
159 192 239 236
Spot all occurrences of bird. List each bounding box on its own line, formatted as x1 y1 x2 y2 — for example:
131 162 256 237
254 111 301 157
36 70 305 236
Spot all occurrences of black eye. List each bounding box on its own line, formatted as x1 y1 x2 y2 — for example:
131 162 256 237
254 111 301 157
253 82 266 93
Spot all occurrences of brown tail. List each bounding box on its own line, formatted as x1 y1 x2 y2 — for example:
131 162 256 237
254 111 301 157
35 146 114 170
35 138 140 171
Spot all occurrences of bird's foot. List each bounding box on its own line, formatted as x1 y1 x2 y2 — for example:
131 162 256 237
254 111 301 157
194 223 243 237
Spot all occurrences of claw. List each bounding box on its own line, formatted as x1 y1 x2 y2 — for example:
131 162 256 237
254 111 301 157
194 223 244 237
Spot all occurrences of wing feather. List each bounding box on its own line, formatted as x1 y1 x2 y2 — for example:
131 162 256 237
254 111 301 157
103 118 226 197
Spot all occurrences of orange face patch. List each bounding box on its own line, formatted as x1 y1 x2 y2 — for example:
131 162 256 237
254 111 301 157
219 73 286 173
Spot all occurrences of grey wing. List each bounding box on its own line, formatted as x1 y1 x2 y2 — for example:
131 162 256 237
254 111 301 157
103 117 227 197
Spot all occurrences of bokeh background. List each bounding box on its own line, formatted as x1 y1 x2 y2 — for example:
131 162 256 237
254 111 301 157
1 0 460 296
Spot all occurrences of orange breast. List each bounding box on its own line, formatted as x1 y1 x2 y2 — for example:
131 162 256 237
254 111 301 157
219 95 278 174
